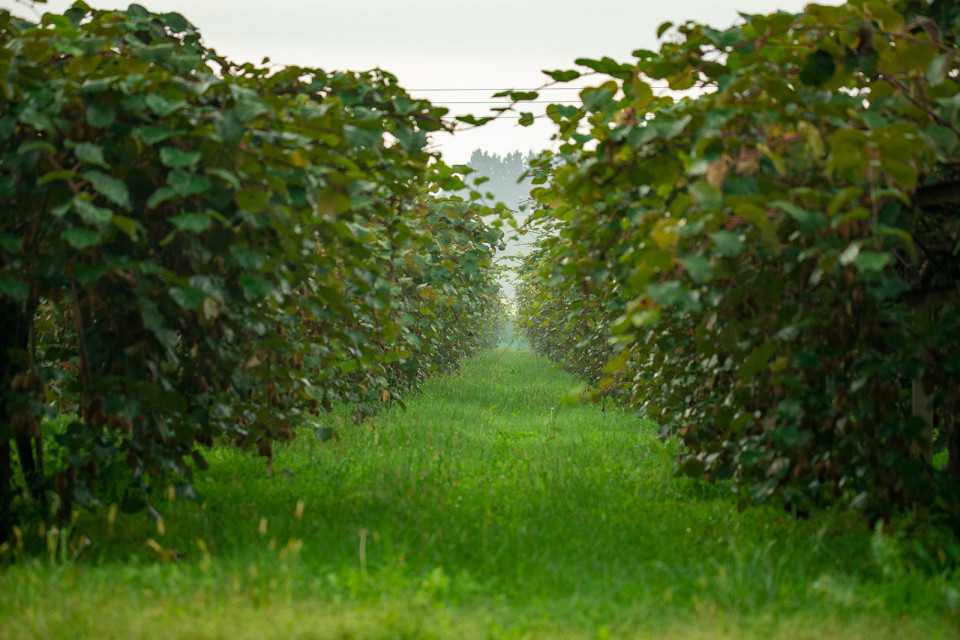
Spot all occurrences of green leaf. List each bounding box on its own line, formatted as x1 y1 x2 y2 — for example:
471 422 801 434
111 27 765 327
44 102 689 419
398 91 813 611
74 142 109 168
235 189 270 213
689 182 723 210
679 457 705 478
757 143 786 176
136 126 182 145
631 80 654 111
168 171 212 197
73 197 113 224
710 230 744 257
709 26 743 48
85 104 116 128
734 203 770 229
169 286 205 310
738 343 776 382
581 86 615 112
876 224 917 262
0 275 29 301
169 213 212 233
0 233 19 253
772 200 827 235
214 110 244 145
229 245 265 269
543 69 580 82
235 99 269 122
631 49 657 60
145 94 185 117
799 49 835 86
680 256 714 284
395 126 427 152
391 96 417 116
574 56 632 77
853 251 890 272
885 162 917 191
111 215 139 240
147 187 177 209
160 146 201 169
923 124 958 158
827 129 867 172
656 114 692 140
83 171 131 210
18 110 56 133
206 167 241 190
240 275 276 298
550 105 580 121
926 52 952 88
38 170 77 186
18 140 57 156
657 21 674 38
61 227 101 249
134 42 175 65
646 281 702 312
81 77 113 94
455 115 495 126
867 270 908 301
51 201 71 217
343 125 383 148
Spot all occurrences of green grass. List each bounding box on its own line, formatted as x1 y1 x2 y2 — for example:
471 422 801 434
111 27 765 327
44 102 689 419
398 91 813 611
1 349 959 639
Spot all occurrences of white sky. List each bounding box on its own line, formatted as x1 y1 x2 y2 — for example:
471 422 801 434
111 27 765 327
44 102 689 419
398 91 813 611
4 0 841 163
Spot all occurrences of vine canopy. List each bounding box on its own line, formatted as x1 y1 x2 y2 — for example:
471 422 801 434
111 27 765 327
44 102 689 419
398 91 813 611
518 0 960 524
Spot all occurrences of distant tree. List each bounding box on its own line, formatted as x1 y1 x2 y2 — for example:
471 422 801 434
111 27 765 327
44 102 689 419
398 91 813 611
465 149 537 212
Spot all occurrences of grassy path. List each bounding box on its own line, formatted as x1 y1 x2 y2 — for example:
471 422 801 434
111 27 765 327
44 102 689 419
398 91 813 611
1 349 958 639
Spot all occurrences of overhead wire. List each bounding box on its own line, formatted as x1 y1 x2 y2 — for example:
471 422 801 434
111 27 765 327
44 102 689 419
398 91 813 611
434 101 581 104
408 85 672 91
411 83 684 121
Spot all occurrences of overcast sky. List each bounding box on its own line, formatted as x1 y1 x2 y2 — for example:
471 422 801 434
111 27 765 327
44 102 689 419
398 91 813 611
3 0 841 162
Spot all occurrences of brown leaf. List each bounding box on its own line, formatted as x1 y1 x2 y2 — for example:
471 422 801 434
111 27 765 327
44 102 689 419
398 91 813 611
706 156 732 188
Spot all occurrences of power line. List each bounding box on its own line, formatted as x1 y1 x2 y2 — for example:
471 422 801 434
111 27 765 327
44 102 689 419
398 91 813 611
436 101 581 104
409 87 585 92
409 85 670 91
443 114 554 121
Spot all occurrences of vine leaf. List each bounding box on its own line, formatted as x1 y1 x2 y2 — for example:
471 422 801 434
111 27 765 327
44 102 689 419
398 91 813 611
83 171 131 210
799 49 836 86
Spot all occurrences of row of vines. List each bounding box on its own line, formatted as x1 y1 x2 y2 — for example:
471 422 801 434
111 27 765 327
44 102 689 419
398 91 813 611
0 4 506 542
517 0 960 526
